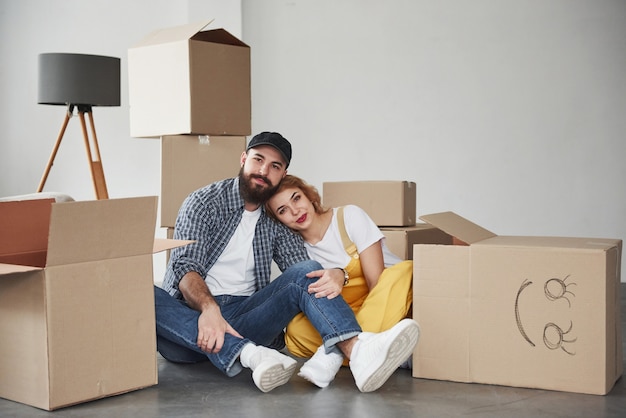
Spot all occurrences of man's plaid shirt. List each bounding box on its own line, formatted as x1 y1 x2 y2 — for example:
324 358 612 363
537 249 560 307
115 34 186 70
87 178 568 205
162 177 310 299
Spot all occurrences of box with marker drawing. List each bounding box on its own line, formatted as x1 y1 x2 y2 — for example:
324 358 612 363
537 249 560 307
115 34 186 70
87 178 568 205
411 211 622 395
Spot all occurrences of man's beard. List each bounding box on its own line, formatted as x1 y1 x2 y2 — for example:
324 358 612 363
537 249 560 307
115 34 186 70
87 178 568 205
239 167 279 205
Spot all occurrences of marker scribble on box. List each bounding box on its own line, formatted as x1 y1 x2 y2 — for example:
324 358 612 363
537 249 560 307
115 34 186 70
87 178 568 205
515 275 577 356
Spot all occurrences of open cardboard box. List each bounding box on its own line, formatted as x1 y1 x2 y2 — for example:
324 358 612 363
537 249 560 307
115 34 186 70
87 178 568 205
0 196 190 410
128 19 251 137
412 211 622 395
381 223 453 260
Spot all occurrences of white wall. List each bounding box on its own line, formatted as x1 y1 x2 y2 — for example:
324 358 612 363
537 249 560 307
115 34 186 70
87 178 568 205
0 0 241 281
1 0 625 280
0 0 240 200
243 0 626 277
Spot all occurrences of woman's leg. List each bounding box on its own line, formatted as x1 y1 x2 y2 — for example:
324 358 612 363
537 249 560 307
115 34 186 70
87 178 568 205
356 260 413 332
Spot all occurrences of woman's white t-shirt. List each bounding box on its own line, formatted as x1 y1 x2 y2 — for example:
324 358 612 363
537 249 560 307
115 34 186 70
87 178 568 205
304 205 401 269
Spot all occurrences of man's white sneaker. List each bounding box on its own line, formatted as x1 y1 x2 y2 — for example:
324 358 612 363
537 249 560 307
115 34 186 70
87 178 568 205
298 345 344 388
349 318 420 392
240 344 297 392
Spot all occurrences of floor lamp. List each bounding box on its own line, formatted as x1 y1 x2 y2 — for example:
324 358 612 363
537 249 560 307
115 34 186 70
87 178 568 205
37 53 120 199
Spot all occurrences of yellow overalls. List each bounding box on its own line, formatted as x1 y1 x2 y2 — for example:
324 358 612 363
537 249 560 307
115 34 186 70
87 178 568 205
285 206 413 359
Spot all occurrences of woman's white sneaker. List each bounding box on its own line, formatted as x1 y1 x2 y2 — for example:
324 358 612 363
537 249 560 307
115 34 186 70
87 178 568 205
349 319 420 392
298 345 344 388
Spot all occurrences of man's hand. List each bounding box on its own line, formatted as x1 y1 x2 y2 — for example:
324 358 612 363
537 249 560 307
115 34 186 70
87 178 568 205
179 271 243 354
306 268 345 299
196 304 243 353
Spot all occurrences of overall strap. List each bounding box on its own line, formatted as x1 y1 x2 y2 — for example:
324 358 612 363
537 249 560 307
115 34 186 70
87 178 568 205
337 206 358 258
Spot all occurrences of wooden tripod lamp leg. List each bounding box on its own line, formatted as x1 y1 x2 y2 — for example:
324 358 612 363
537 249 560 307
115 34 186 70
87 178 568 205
78 108 109 199
37 109 72 193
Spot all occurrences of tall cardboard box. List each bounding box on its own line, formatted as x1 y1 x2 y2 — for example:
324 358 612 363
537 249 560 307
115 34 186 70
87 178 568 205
0 197 189 410
323 181 416 226
412 211 623 395
381 223 452 260
161 135 245 227
128 20 251 137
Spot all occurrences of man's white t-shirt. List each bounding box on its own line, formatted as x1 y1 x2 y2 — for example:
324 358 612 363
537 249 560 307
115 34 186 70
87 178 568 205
204 207 261 296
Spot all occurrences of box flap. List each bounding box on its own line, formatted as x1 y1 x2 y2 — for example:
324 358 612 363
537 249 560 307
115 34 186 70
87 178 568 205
0 199 53 266
0 263 43 275
192 28 248 47
153 238 194 253
46 197 158 266
132 19 214 47
419 211 496 244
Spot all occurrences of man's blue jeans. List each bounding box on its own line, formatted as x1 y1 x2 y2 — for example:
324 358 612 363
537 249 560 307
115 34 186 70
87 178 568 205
155 260 362 377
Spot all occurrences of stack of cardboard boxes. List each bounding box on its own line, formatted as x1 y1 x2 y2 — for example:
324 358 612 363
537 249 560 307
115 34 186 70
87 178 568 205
322 180 451 259
128 19 250 233
323 180 622 395
0 19 253 411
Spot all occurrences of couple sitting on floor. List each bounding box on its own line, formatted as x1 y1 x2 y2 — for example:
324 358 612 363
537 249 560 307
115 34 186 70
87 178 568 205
155 132 418 393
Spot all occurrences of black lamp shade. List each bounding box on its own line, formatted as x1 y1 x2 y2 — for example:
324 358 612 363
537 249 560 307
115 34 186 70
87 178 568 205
38 53 121 106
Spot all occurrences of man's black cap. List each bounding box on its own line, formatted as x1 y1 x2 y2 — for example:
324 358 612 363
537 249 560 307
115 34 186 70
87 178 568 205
246 131 292 167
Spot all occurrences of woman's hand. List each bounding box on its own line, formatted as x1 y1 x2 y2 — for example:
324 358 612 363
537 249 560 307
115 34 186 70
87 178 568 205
306 268 345 299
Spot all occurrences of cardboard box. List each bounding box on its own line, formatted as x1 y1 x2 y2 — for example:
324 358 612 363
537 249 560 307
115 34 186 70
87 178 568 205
0 197 189 410
323 181 416 226
381 223 452 260
165 226 174 264
161 135 245 227
128 20 251 137
411 211 623 395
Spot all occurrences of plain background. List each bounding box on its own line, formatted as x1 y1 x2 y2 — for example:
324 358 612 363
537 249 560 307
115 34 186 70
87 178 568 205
1 0 625 282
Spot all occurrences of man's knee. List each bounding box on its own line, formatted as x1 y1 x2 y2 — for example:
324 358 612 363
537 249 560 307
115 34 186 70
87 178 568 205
280 260 323 286
290 260 323 273
290 259 322 274
154 285 171 302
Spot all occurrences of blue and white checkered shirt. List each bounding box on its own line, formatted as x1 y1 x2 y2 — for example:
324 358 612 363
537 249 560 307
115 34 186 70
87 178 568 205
162 177 310 299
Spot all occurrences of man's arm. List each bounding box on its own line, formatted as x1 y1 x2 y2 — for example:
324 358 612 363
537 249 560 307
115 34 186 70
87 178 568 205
179 271 243 353
272 220 311 270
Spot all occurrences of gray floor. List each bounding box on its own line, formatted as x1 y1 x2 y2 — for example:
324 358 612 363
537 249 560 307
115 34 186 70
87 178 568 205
2 284 625 418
